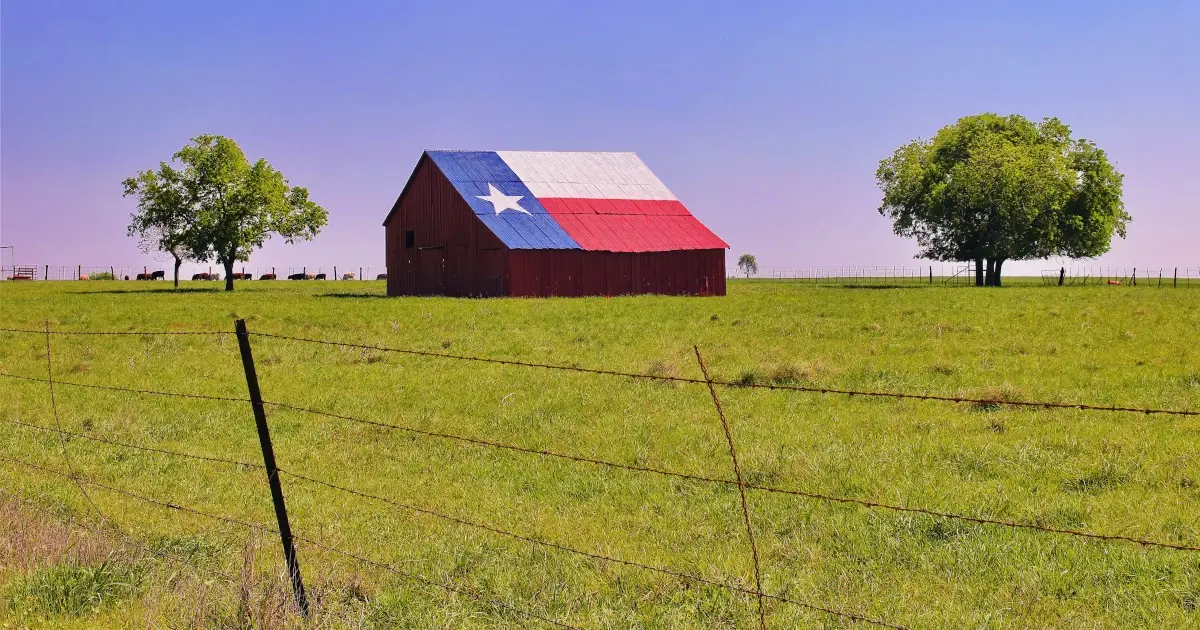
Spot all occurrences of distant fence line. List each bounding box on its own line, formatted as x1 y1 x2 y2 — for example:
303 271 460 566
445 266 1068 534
2 265 388 281
733 265 1200 287
5 263 1198 288
2 323 1198 628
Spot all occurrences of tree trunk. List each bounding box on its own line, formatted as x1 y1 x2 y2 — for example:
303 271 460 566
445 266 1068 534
993 259 1004 287
173 256 181 288
223 259 235 292
974 258 984 286
985 259 996 286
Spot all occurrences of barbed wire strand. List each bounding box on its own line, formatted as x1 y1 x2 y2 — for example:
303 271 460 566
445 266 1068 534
44 321 108 523
2 348 1195 551
248 331 1199 417
280 468 904 628
696 345 767 630
0 371 251 404
0 327 227 336
264 400 1200 553
0 488 242 585
0 455 583 630
0 455 268 533
292 535 586 630
0 416 263 470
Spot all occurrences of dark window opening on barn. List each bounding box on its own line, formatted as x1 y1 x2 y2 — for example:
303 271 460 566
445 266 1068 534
404 230 414 249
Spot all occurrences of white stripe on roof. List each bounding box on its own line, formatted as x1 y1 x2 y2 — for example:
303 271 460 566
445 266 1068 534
496 151 677 200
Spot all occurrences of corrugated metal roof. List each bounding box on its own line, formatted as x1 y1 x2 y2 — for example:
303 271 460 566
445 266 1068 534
426 151 581 250
419 150 727 252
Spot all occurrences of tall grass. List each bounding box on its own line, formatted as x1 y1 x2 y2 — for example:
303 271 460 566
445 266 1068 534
1 279 1197 628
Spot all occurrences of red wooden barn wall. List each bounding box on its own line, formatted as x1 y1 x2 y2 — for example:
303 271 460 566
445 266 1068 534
385 157 726 298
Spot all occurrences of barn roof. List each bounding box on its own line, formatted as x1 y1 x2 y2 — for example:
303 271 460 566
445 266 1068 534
390 150 728 252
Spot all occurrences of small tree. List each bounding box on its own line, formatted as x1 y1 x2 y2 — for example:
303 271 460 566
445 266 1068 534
126 135 328 291
737 253 758 278
124 164 193 287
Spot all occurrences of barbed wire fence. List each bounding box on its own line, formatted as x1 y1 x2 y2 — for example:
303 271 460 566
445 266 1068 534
731 265 1200 287
7 264 1198 287
2 265 390 281
2 323 1198 628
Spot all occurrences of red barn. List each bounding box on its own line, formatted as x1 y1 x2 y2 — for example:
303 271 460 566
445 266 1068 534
383 150 728 297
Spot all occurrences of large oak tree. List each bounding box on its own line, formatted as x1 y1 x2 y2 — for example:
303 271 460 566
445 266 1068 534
876 114 1128 286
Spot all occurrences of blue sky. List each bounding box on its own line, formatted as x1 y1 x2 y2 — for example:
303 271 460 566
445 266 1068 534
2 0 1197 276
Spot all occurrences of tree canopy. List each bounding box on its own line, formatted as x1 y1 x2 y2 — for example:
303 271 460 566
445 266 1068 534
124 135 328 291
876 114 1128 286
737 253 758 278
124 163 193 286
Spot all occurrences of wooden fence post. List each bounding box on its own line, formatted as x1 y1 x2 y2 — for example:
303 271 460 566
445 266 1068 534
234 319 310 616
1174 267 1178 288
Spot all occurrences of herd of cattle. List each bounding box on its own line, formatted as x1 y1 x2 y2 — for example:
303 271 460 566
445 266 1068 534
133 271 388 281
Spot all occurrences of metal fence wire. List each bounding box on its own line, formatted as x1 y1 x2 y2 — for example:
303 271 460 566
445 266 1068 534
2 323 1198 629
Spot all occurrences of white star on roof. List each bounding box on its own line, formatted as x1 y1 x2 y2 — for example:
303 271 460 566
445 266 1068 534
476 183 531 215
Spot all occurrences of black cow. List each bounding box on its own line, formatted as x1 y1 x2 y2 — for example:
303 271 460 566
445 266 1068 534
288 273 307 280
376 273 388 280
150 270 165 280
314 273 327 280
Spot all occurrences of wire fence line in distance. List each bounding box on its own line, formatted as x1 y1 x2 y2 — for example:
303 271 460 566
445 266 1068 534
263 400 1200 552
249 331 1199 417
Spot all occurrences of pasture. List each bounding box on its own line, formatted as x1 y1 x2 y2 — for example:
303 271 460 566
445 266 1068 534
1 279 1198 629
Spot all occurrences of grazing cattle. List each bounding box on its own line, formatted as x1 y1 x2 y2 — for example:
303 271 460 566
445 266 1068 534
79 275 90 280
314 273 327 280
151 270 165 280
191 273 209 281
229 272 248 280
342 272 355 280
1107 280 1122 285
288 273 306 280
376 273 388 280
136 273 152 280
259 273 276 280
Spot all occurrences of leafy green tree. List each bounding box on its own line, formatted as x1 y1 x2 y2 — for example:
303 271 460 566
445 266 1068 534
124 164 193 287
125 135 328 291
876 114 1128 286
737 253 758 278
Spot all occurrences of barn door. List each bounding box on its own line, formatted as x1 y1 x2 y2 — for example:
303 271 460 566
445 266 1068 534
479 248 503 297
417 247 445 295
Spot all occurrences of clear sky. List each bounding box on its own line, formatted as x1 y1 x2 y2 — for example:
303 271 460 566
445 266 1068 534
2 1 1197 277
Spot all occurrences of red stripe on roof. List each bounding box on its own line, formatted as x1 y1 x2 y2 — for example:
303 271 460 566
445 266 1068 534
541 198 728 252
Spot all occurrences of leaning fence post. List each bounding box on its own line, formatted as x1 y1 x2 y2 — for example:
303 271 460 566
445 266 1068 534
693 346 767 630
234 319 310 616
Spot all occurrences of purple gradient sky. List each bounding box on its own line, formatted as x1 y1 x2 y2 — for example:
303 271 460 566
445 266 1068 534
2 1 1197 276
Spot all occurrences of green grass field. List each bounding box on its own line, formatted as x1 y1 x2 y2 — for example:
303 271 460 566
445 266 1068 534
1 279 1198 629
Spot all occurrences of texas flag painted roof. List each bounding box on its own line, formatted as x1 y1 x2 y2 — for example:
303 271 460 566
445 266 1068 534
424 150 728 252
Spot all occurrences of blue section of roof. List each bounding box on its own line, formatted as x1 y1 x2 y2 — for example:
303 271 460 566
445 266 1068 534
426 151 581 250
